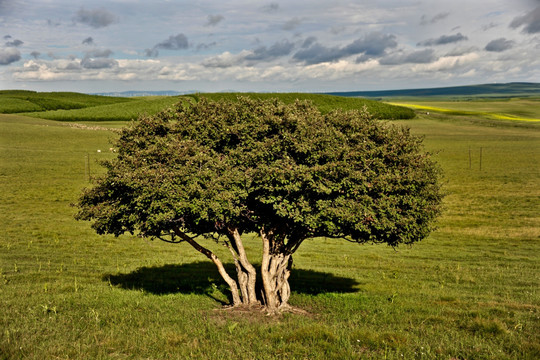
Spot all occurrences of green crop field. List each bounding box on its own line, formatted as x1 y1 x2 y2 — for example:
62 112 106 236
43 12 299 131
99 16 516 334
0 94 539 359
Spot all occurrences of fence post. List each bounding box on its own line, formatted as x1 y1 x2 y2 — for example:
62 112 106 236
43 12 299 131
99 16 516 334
85 153 91 182
479 147 483 171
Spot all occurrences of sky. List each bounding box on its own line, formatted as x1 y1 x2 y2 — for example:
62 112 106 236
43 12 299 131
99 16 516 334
0 0 539 93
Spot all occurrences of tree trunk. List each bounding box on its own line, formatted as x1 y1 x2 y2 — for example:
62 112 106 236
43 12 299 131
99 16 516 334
228 228 259 306
260 229 294 313
174 226 300 313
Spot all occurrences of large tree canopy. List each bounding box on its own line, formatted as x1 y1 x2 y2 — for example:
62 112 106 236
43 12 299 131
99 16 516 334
76 96 443 313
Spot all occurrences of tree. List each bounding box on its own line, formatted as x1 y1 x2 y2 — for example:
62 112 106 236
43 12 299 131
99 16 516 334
75 96 443 313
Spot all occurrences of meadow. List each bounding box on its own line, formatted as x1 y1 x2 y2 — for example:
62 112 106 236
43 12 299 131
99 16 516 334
0 90 133 114
387 98 540 123
0 90 415 122
0 94 539 359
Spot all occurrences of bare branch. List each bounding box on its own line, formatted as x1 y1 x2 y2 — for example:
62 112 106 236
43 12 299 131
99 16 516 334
156 236 184 244
172 226 242 306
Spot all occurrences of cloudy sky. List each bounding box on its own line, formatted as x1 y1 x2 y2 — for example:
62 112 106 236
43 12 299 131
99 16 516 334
1 0 539 93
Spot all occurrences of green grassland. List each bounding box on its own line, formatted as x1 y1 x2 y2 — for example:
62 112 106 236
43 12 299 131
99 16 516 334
187 92 415 119
0 90 415 122
0 95 539 359
21 96 182 123
387 98 540 123
0 90 133 113
329 82 540 99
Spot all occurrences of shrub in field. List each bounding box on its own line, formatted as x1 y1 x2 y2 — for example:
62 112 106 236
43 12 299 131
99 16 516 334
75 97 442 314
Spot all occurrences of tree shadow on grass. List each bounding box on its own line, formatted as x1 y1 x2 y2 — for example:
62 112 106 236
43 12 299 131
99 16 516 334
103 261 360 304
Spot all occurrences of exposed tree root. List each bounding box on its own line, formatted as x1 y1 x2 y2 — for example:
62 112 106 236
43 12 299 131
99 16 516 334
215 303 309 316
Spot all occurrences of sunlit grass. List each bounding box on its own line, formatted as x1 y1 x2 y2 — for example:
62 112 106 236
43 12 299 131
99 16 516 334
387 98 540 122
1 100 539 359
21 96 181 122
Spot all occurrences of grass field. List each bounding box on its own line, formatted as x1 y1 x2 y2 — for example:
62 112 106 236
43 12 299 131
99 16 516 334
0 90 133 114
0 96 539 359
186 92 415 119
0 90 415 122
387 98 540 122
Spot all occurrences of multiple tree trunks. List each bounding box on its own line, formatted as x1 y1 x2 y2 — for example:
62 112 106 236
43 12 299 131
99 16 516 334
261 229 294 313
173 225 296 313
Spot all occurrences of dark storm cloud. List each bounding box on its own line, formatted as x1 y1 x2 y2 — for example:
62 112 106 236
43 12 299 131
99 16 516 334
510 6 540 34
417 33 468 46
484 38 515 52
0 47 20 65
5 39 23 47
74 8 117 29
379 49 437 65
420 12 450 25
82 37 94 45
205 14 224 27
30 51 40 59
145 33 189 57
293 32 397 65
80 48 117 69
245 40 295 61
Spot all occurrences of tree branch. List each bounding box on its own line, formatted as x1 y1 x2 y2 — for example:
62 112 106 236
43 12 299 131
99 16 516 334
172 226 242 306
156 235 184 244
285 236 305 254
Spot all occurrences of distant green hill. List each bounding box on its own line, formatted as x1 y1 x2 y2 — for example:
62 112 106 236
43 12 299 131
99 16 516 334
186 93 414 119
0 91 415 121
0 90 132 113
327 82 540 99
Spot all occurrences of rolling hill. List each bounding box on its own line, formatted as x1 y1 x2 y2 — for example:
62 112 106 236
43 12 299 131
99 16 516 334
326 82 540 98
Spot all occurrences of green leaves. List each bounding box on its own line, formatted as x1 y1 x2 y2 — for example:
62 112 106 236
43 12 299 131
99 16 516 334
76 96 442 248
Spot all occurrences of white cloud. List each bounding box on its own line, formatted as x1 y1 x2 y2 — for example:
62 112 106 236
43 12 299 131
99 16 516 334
201 50 252 68
411 52 480 73
1 0 539 91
